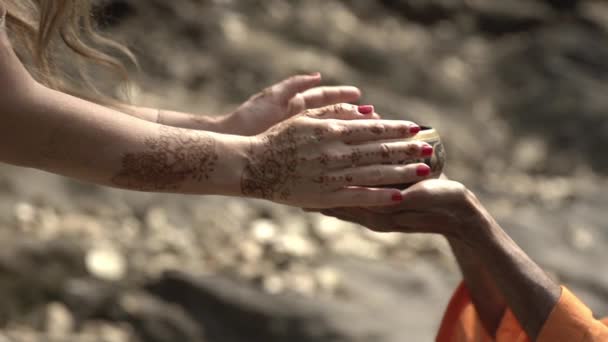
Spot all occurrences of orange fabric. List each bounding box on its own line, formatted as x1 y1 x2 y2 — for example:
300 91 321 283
437 283 608 342
537 287 608 342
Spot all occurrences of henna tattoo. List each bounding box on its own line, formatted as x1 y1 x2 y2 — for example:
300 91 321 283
112 126 218 191
319 153 331 166
341 128 354 137
313 127 325 141
349 148 362 166
240 123 301 201
370 125 385 135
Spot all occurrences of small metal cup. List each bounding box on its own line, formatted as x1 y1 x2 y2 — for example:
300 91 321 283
383 126 446 189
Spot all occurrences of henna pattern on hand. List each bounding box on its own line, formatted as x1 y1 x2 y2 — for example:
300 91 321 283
112 126 218 191
349 148 362 166
240 123 301 200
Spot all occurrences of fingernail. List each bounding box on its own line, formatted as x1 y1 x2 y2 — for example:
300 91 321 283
309 72 321 77
391 192 404 202
409 125 421 134
416 164 431 177
422 145 433 157
358 105 374 115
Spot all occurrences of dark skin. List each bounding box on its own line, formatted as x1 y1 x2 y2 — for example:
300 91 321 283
322 179 561 340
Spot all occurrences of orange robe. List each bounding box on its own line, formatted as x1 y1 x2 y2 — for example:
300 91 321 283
436 283 608 342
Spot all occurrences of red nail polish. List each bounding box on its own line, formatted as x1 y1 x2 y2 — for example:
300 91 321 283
416 164 431 177
358 105 374 115
409 125 421 134
391 193 403 202
422 146 433 157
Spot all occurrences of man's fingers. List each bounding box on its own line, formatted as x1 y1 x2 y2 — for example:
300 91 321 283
320 187 404 208
318 163 431 187
300 86 361 109
276 73 322 104
323 208 395 231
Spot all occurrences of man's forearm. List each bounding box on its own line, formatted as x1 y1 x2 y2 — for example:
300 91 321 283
3 84 249 196
448 238 507 337
463 199 561 340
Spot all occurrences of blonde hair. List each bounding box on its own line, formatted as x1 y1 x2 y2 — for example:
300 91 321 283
1 0 136 103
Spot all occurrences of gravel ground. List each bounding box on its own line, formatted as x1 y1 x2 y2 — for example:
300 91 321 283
1 0 608 341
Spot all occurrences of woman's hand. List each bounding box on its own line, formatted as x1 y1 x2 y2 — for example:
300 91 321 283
321 179 485 239
225 73 368 136
240 103 434 208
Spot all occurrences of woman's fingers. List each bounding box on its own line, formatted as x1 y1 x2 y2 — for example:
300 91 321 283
335 120 421 144
317 163 431 187
305 106 420 142
276 73 323 104
304 103 377 120
300 86 362 109
319 141 432 169
319 187 405 208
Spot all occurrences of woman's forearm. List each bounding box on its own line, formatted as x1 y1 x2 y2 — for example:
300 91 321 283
2 84 249 196
463 197 561 340
448 237 507 337
119 105 235 134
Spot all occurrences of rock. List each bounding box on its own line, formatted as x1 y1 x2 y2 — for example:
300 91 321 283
146 272 347 342
85 247 127 281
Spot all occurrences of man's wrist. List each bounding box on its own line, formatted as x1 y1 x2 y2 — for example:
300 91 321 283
456 191 500 247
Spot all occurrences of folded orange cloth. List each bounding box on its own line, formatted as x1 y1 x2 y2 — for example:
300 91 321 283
436 283 608 342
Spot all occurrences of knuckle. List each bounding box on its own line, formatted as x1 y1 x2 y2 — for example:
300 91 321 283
339 103 356 113
336 103 349 111
380 143 391 158
329 104 343 114
405 144 420 157
302 109 317 118
370 123 386 135
326 122 345 136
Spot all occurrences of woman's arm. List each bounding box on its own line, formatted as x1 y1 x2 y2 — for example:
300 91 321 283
118 105 229 133
118 74 364 136
1 80 249 195
0 28 242 194
1 26 434 207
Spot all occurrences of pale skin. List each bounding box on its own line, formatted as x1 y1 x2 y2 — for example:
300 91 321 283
0 23 433 208
322 178 561 340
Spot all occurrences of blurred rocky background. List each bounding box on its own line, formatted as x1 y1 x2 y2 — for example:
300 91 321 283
2 0 608 341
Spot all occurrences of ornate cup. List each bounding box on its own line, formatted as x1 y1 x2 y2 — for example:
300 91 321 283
384 126 446 188
410 126 445 178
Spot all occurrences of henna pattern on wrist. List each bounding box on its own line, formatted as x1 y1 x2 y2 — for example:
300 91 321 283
240 123 301 200
240 131 298 199
112 126 218 191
